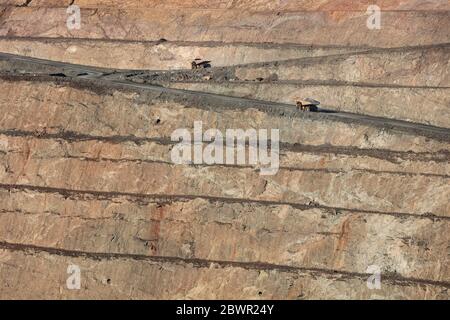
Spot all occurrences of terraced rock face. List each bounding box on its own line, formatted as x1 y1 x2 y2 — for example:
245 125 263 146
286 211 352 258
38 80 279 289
114 44 450 128
0 38 360 70
0 72 449 299
1 5 450 47
167 81 450 128
0 0 449 300
5 0 450 10
123 45 450 86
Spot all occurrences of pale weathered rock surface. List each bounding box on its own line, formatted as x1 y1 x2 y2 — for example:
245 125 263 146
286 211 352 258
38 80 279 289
168 82 450 128
0 74 448 299
0 0 448 300
108 44 450 127
0 38 360 70
1 7 449 47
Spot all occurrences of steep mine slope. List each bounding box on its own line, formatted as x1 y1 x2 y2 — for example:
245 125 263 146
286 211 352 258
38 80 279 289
0 65 449 299
1 50 450 129
5 0 450 10
108 44 450 128
0 37 364 70
0 2 449 46
0 0 449 300
0 0 448 70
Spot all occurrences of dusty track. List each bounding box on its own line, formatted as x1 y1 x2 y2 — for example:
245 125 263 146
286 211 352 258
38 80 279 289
0 2 449 298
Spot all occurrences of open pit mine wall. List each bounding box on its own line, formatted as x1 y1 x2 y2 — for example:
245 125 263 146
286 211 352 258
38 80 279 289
130 43 450 128
0 38 362 70
0 1 449 47
167 81 450 129
0 0 449 300
0 0 449 71
3 0 450 10
0 1 448 129
0 75 449 299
